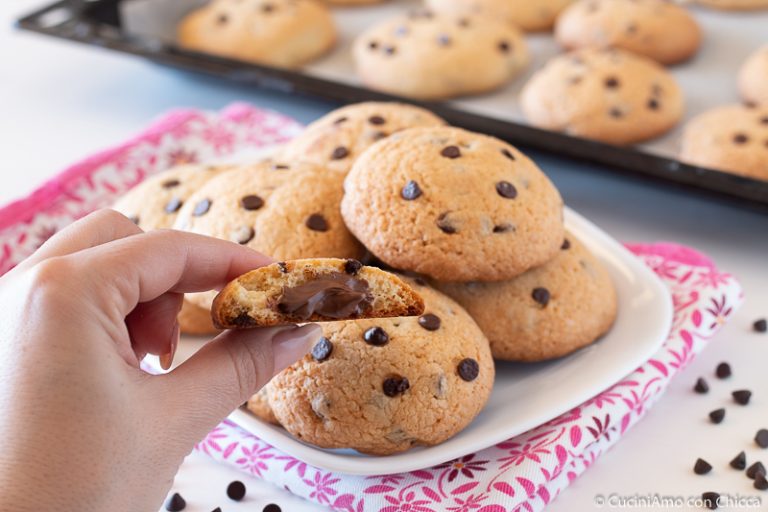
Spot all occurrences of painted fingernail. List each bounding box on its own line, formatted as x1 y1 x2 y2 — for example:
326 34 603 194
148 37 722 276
159 322 180 371
272 324 322 371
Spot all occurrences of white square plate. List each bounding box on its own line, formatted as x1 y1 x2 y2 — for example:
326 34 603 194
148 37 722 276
216 207 673 476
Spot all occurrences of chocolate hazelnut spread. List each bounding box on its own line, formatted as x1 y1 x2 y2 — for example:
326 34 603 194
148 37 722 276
276 272 373 320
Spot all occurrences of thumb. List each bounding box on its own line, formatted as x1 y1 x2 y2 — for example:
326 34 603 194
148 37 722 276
152 323 321 448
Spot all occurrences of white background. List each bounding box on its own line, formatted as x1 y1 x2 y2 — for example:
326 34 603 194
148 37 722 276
1 1 767 511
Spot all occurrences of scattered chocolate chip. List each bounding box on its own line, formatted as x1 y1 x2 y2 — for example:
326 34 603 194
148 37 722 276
754 318 767 333
312 337 333 362
496 181 518 199
756 473 768 490
733 133 749 144
625 23 637 34
458 358 479 381
231 312 256 328
263 505 282 512
193 199 211 217
164 197 183 214
604 76 620 88
716 362 731 379
369 115 385 125
331 146 349 160
211 508 222 512
273 164 289 170
364 326 389 346
305 213 329 232
418 314 441 331
227 480 246 501
344 259 363 275
694 458 713 475
561 239 571 250
383 376 410 397
261 3 275 13
162 179 181 188
501 148 516 160
498 41 511 53
747 461 766 479
241 194 264 210
436 212 456 234
441 145 461 159
401 180 423 200
277 262 288 273
694 377 709 394
165 493 186 512
217 13 228 24
702 492 719 510
608 107 624 119
334 116 348 124
709 408 725 424
730 451 747 470
756 429 768 448
128 215 140 225
437 34 451 46
368 40 379 50
648 98 660 110
233 226 255 245
532 287 550 307
493 224 513 233
733 389 752 405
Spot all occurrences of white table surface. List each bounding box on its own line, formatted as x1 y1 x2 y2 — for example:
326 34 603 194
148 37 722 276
1 2 766 511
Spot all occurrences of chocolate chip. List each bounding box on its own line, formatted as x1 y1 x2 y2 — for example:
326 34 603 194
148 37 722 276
756 429 768 448
305 214 328 232
694 377 709 394
273 163 289 170
331 146 349 160
418 313 441 331
312 337 333 362
344 259 363 275
241 194 264 210
128 215 140 225
233 226 254 245
604 76 620 89
364 326 389 346
716 362 731 379
227 481 246 501
709 408 725 424
437 34 451 46
648 98 660 110
733 133 749 144
383 376 409 397
436 212 456 234
217 13 228 24
164 197 182 214
440 145 461 159
193 199 211 217
747 461 766 479
277 262 288 273
334 116 348 124
165 493 186 511
261 3 275 13
532 287 550 307
501 148 515 160
496 181 517 199
401 180 423 200
730 451 747 470
458 358 479 381
733 389 752 405
756 473 768 490
263 505 282 512
498 41 511 53
754 318 767 332
368 40 379 50
493 224 513 233
162 179 181 188
231 312 256 328
561 239 571 250
608 107 624 119
694 458 713 475
702 492 719 510
212 508 222 512
760 116 768 125
369 115 385 125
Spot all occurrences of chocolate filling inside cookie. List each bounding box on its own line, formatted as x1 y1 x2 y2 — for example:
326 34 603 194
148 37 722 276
276 272 373 320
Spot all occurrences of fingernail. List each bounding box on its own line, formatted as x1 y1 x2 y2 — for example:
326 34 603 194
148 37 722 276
271 324 322 371
159 322 180 371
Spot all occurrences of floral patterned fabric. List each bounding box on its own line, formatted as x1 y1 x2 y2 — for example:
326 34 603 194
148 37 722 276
0 104 743 512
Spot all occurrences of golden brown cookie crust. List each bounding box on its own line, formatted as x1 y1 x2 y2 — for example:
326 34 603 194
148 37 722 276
739 46 768 107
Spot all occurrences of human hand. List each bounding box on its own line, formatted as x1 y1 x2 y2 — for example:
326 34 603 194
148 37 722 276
0 209 320 512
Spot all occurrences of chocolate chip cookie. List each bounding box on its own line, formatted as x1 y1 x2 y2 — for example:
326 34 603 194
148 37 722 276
178 0 336 68
267 278 494 455
274 102 445 173
435 233 617 362
521 48 684 145
739 46 768 107
212 258 425 328
555 0 701 65
341 126 564 282
680 104 768 180
426 0 574 32
246 384 279 425
352 10 529 100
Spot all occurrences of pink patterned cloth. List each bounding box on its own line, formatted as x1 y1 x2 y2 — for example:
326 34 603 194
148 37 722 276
0 104 743 512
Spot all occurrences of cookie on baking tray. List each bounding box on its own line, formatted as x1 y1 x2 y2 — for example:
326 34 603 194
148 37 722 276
352 10 529 100
520 48 684 145
274 102 445 173
341 126 565 282
113 163 232 335
178 0 336 68
212 258 425 328
739 46 768 107
693 0 768 9
267 278 494 455
680 105 768 180
426 0 574 32
555 0 701 65
435 233 617 362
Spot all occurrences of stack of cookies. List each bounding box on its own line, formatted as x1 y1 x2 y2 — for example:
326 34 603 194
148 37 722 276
114 101 618 455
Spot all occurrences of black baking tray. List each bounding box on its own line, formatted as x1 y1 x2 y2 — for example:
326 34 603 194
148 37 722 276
16 0 768 214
